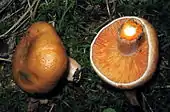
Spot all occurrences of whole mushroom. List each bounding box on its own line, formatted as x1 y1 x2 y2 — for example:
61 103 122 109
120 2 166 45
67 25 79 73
90 16 158 89
12 21 81 94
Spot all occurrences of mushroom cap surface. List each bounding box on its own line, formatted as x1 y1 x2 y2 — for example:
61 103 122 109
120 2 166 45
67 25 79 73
12 21 68 93
90 16 158 89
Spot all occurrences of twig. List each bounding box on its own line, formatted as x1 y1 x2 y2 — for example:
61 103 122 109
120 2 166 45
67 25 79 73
27 0 33 19
105 0 111 19
160 65 170 70
49 21 55 27
0 0 13 14
141 92 154 112
45 0 48 5
0 0 38 39
32 0 40 19
161 43 170 49
0 57 11 62
12 15 30 33
154 85 170 89
0 7 24 22
49 104 55 112
111 0 117 15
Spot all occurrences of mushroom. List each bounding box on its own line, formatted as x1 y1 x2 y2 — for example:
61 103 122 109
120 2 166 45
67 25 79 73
12 21 81 94
90 16 158 89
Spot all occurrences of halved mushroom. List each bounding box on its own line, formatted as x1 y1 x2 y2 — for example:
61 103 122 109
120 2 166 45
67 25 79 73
12 21 81 94
90 16 158 89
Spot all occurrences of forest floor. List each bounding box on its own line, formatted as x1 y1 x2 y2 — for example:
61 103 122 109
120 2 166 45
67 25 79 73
0 0 170 112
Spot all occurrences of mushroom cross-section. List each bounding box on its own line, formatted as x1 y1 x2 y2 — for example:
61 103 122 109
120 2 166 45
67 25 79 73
90 16 158 89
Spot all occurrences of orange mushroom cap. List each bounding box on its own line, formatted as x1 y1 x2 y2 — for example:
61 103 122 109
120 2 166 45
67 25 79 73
12 21 68 93
90 16 158 89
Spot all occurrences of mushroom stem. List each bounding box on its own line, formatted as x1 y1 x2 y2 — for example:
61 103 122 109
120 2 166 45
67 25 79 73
117 19 143 56
117 37 140 56
66 57 81 83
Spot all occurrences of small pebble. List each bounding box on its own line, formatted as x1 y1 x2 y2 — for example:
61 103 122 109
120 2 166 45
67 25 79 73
39 99 48 104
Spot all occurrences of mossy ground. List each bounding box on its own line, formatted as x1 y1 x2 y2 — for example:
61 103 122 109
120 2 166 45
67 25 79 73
0 0 170 112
